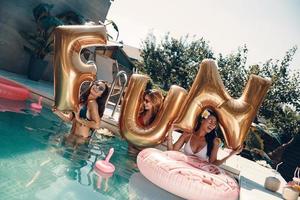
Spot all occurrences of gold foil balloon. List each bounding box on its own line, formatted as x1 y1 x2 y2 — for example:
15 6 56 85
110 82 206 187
173 59 271 149
53 25 107 111
119 74 187 147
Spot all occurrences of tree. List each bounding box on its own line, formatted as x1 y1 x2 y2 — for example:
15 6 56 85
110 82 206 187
140 33 300 144
217 45 248 97
250 47 300 142
217 45 300 142
140 33 214 90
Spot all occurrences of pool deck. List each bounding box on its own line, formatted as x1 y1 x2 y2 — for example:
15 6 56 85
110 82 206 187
0 69 291 200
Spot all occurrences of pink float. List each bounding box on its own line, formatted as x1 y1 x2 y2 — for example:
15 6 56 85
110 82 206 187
94 148 115 189
137 148 239 200
0 78 29 101
31 96 43 110
95 148 115 173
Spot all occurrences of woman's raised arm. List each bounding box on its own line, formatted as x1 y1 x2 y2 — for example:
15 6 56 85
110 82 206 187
210 139 243 166
167 131 191 151
52 107 74 122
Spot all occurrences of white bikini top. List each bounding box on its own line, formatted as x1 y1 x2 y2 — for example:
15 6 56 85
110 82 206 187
183 136 209 161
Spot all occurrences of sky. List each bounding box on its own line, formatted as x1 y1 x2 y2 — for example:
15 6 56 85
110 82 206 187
106 0 300 71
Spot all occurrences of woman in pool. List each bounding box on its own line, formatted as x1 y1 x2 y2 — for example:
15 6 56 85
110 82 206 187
167 109 242 166
53 80 109 138
138 89 164 127
128 89 164 155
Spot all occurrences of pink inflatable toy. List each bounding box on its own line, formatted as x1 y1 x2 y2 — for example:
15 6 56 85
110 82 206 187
30 96 43 110
94 148 115 189
95 148 115 173
137 148 239 200
0 78 29 101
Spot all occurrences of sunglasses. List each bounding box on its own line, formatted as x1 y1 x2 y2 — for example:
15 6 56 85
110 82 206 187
144 97 151 103
94 83 106 92
206 118 217 127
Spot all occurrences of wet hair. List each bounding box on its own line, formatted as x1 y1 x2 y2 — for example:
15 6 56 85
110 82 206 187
194 109 218 157
139 89 164 125
80 80 109 118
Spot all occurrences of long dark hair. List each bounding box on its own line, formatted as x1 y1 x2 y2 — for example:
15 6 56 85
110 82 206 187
194 109 218 157
80 80 109 118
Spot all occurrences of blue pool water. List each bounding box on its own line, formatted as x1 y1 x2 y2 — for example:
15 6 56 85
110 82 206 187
0 99 183 200
0 100 139 200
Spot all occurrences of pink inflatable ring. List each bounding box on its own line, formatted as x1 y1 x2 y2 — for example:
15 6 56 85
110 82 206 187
0 78 29 101
137 148 239 200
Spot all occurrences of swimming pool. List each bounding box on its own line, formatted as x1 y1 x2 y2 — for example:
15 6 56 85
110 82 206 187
0 100 183 200
0 100 139 200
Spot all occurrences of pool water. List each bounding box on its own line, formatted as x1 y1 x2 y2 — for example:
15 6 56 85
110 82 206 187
0 101 139 200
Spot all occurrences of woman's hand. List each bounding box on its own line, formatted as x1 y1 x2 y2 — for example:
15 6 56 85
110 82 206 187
211 145 243 166
51 107 56 112
52 107 59 114
230 145 243 156
52 107 74 122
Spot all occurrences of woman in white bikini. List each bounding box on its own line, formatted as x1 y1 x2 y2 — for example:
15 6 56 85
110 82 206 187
167 109 242 166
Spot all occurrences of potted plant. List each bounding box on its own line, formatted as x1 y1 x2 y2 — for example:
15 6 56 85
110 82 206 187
20 3 87 81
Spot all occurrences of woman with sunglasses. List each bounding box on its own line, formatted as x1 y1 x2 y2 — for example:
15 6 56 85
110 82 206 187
167 109 242 166
53 80 109 138
128 89 164 155
138 89 164 127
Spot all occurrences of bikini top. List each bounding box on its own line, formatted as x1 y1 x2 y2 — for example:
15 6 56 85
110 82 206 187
79 104 91 121
183 135 209 161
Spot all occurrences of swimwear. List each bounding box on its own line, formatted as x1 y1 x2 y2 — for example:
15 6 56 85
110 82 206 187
79 104 91 121
183 135 209 161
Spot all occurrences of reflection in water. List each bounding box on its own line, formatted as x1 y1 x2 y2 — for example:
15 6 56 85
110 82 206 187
0 107 140 199
63 134 92 185
0 98 27 113
48 129 139 199
94 167 113 191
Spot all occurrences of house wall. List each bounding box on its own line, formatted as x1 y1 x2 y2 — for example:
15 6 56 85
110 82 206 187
95 54 132 84
95 55 116 83
0 0 112 81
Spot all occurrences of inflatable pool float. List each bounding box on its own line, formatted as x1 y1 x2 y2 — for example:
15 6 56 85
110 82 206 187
137 148 239 200
0 78 29 100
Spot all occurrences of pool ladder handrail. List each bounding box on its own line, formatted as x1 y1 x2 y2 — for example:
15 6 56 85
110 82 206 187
105 69 128 119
